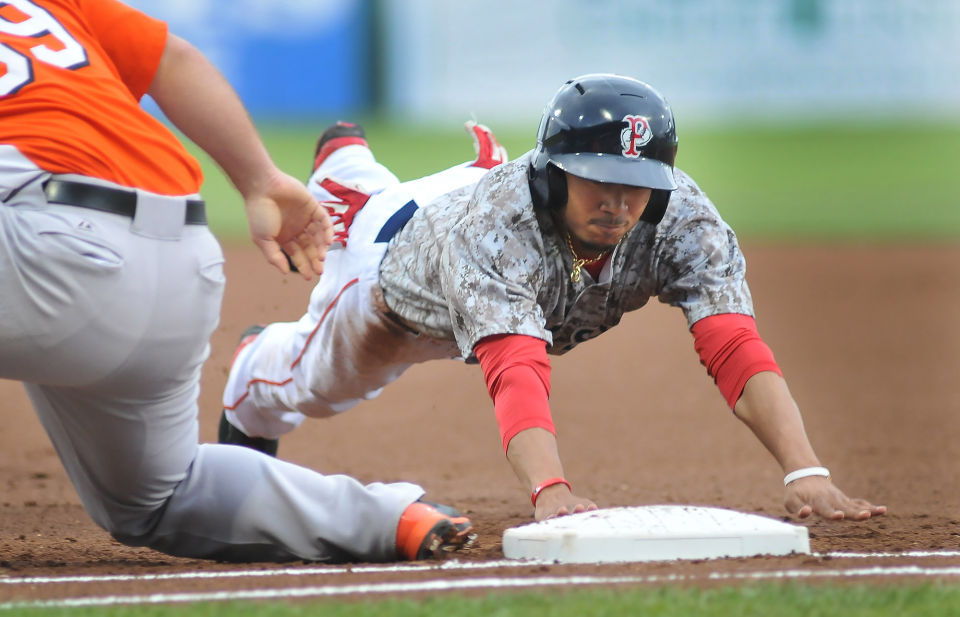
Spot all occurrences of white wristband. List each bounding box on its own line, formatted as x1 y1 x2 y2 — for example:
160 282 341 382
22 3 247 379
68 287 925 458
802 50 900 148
783 466 830 486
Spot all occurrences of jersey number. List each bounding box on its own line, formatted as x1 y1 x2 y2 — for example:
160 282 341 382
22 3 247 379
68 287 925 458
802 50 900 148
0 0 87 96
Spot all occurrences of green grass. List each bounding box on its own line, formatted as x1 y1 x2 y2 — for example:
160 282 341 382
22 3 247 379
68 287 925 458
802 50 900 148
11 582 960 615
187 119 960 245
678 123 960 241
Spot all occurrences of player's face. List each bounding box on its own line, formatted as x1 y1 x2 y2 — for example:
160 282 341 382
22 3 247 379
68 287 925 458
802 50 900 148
563 173 652 253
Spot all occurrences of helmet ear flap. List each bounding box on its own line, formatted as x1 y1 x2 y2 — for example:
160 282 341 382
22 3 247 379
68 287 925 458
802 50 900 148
639 189 671 225
546 164 567 209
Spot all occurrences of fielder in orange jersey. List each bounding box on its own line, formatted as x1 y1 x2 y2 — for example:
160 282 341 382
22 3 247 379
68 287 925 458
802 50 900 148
0 0 475 562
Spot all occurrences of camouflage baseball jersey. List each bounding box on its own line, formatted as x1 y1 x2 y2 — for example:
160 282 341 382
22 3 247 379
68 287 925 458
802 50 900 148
378 151 754 360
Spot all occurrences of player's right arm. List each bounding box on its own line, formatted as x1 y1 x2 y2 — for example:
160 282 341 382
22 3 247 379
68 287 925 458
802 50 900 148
505 428 598 520
475 333 598 520
147 33 331 279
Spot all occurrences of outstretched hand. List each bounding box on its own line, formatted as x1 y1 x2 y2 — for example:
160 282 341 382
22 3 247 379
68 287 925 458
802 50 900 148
244 170 333 280
784 476 886 520
533 484 598 521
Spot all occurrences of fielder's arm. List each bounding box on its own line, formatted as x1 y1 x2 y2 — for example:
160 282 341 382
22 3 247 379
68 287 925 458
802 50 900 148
147 33 331 279
734 371 886 520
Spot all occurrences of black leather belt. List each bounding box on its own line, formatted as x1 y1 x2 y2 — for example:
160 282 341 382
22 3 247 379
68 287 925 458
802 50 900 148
43 179 207 225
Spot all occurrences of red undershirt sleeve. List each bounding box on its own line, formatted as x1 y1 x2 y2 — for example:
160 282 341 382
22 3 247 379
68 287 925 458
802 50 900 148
474 334 554 452
691 313 782 408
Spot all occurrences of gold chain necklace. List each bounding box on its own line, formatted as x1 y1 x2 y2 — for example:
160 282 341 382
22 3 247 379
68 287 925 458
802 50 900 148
565 232 610 283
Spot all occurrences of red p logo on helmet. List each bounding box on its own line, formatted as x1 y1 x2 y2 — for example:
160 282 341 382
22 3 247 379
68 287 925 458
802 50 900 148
620 115 652 158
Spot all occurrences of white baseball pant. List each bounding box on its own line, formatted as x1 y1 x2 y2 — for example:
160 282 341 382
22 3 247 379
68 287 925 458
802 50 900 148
223 144 487 438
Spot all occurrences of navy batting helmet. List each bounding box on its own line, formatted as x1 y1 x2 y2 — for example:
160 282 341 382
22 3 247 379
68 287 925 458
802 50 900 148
528 74 679 225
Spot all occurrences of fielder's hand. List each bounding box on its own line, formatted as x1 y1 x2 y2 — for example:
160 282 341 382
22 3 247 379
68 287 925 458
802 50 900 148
244 170 333 280
784 476 886 520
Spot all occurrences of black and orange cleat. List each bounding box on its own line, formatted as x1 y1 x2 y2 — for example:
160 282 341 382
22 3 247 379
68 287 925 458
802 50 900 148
396 501 476 561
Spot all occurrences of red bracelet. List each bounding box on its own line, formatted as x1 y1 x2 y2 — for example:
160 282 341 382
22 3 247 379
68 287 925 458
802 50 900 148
531 477 572 507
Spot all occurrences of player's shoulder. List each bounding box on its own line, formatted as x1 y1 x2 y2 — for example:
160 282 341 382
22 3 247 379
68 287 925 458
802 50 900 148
672 167 708 200
661 167 724 225
652 166 742 257
469 152 536 215
477 151 533 189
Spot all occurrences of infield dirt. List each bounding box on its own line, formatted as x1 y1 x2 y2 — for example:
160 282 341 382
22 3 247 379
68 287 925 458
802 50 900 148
1 243 958 594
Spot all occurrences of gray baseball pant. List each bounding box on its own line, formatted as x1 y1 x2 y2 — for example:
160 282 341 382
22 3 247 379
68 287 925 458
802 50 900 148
0 150 421 562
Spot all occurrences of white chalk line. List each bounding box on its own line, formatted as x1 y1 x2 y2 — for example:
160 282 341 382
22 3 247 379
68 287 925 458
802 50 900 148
4 565 960 611
0 558 530 586
820 550 960 559
3 550 960 587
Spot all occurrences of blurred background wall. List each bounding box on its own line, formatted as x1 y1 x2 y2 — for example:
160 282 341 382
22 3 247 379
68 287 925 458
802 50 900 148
126 0 373 116
122 0 959 241
126 0 959 126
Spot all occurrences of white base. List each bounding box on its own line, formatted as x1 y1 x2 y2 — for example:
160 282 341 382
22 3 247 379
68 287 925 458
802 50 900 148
502 505 810 564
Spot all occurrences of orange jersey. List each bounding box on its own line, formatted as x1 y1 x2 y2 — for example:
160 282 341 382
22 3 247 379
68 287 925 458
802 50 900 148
0 0 202 195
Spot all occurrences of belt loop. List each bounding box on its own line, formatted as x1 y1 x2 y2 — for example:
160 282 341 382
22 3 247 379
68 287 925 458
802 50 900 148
131 190 187 239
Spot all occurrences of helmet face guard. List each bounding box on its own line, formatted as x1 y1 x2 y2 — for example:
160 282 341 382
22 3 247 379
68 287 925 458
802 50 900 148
528 74 679 225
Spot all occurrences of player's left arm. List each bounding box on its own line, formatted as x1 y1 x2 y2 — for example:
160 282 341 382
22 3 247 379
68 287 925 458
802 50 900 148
147 33 331 279
733 371 886 520
658 175 884 521
692 314 886 520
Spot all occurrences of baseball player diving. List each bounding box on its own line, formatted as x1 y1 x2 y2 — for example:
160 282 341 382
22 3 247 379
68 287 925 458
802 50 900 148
221 74 886 523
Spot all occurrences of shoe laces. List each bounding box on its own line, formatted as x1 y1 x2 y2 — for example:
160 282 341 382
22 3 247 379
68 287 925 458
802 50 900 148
314 177 371 248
